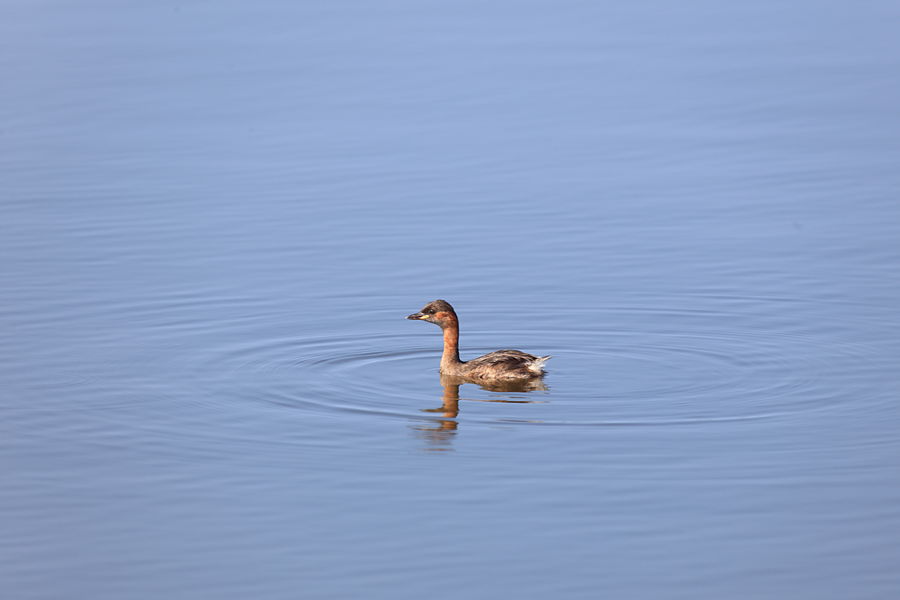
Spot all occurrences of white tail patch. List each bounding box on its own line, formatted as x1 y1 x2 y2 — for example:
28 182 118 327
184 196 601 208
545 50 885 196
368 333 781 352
528 355 552 374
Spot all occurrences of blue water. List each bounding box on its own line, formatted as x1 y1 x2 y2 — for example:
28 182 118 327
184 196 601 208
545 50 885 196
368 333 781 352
3 1 900 598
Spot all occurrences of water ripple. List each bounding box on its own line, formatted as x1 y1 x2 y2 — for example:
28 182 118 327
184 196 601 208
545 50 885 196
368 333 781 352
175 296 889 429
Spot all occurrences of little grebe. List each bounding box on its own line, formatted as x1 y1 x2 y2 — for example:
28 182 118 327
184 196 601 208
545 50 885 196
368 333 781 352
407 299 550 380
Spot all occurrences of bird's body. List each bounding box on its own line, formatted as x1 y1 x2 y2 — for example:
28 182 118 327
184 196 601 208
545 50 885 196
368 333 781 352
407 299 550 381
452 348 549 379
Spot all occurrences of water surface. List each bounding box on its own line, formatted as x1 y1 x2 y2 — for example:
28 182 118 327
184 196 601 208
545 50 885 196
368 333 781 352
3 1 900 598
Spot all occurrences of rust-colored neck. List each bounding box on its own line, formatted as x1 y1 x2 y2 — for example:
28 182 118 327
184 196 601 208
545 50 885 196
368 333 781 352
440 318 462 370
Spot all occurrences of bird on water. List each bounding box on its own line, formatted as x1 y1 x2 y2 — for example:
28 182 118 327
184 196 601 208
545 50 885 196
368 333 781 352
407 299 550 381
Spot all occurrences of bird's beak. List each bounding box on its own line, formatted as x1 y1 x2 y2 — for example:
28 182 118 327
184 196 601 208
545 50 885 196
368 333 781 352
407 312 426 320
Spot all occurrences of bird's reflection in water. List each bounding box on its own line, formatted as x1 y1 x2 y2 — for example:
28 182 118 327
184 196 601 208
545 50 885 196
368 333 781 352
414 374 547 450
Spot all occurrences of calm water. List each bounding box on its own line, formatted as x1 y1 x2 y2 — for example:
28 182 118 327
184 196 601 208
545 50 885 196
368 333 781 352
3 1 900 598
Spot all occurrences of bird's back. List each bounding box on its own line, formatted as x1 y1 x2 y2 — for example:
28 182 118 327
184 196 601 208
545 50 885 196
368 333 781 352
456 349 551 380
